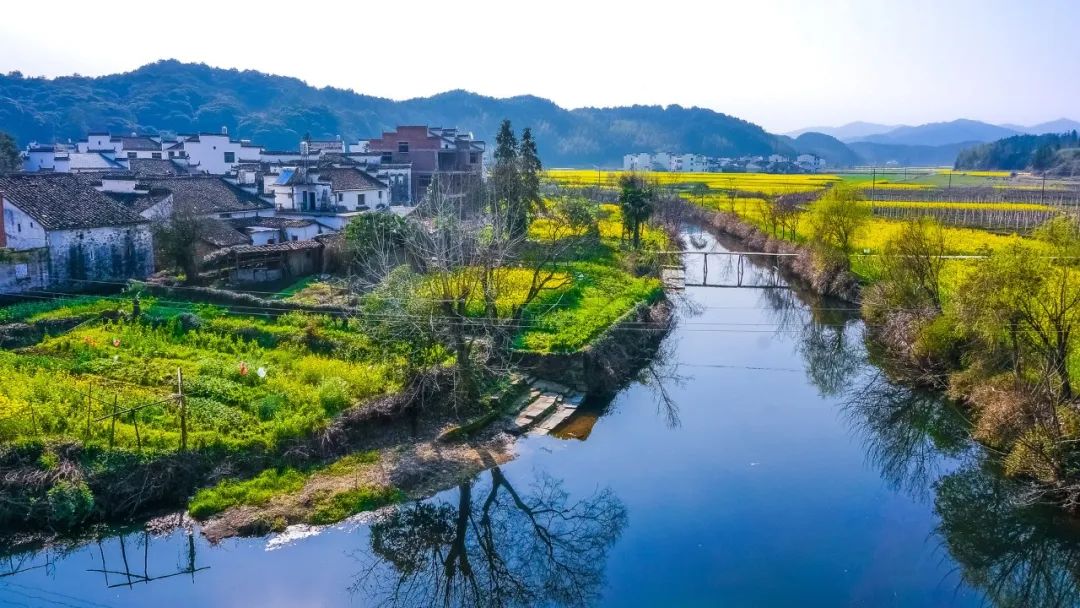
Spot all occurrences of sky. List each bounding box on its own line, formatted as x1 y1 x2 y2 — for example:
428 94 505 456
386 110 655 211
1 0 1077 133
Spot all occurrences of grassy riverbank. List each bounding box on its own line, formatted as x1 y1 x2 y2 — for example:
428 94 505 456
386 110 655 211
0 199 669 537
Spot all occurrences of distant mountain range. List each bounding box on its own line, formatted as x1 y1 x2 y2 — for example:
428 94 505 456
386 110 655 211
1 60 1075 170
0 60 786 168
785 122 899 141
788 118 1080 145
785 118 1080 167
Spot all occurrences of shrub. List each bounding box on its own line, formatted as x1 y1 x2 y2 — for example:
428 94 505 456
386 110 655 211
46 480 95 529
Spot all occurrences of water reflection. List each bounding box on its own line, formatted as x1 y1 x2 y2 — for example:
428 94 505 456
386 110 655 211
936 466 1080 608
843 367 1080 608
843 372 970 498
756 280 863 398
351 468 627 607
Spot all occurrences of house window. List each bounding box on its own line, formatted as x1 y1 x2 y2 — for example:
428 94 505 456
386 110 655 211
169 151 175 158
291 235 298 242
398 141 409 153
267 238 276 245
17 223 21 233
127 152 137 159
337 193 343 202
224 151 236 163
470 152 479 164
378 190 383 200
381 153 393 163
358 193 365 205
152 152 162 159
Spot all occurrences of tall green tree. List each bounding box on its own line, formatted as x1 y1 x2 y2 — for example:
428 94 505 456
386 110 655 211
0 132 21 173
491 119 529 238
618 174 655 250
519 127 542 213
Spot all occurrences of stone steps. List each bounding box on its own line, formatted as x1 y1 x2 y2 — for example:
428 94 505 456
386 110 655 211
511 379 587 436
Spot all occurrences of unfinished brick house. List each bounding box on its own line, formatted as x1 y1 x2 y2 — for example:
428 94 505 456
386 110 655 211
364 126 484 202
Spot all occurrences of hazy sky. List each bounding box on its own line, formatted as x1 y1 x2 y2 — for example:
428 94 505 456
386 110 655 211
1 0 1077 133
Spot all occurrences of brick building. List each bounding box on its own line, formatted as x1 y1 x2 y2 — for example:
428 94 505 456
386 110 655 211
364 126 484 201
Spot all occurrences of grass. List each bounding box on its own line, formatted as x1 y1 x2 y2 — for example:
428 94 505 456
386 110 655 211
188 468 308 518
187 450 401 524
0 309 429 454
515 204 664 353
0 295 135 325
309 486 404 525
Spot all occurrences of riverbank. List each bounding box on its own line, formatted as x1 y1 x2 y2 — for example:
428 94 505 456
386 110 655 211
681 198 1080 513
0 283 674 549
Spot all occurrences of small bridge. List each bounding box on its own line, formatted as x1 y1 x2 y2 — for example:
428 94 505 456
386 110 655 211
659 250 795 290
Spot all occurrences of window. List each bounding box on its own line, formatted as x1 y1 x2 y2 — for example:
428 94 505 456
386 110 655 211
224 151 236 163
127 152 137 159
378 190 383 200
17 223 21 233
291 235 298 242
469 152 479 164
381 153 393 163
267 238 276 245
151 152 162 159
358 193 365 205
169 151 175 158
398 141 409 153
337 193 343 202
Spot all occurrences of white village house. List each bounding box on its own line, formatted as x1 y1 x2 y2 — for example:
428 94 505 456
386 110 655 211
0 173 154 292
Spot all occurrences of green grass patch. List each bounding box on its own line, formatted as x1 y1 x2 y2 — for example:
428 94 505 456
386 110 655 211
309 486 404 525
188 468 307 518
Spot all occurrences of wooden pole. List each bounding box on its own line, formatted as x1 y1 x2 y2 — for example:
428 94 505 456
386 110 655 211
134 414 142 453
109 395 118 450
177 368 187 452
86 383 93 439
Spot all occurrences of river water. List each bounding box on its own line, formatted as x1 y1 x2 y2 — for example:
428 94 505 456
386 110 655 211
4 230 1080 607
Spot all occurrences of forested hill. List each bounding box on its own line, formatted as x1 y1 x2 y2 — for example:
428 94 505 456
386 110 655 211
955 131 1080 176
0 60 788 167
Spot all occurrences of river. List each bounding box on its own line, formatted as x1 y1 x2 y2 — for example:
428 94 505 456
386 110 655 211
4 229 1080 607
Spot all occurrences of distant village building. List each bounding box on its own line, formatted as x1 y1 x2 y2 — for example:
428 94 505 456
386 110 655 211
623 153 652 171
172 129 261 175
0 173 154 291
364 126 484 201
265 165 390 230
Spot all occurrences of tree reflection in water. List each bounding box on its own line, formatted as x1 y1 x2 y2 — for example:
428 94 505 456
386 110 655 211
351 468 627 607
843 371 970 498
843 365 1080 608
936 466 1080 608
758 285 863 398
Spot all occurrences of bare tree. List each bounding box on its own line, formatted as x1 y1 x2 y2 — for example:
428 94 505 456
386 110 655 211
351 469 627 608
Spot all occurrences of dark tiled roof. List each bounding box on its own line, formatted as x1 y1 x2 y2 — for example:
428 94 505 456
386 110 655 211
141 176 273 215
202 239 322 264
229 216 316 230
317 167 387 191
119 136 161 151
0 173 148 230
129 158 190 177
104 187 172 214
66 152 126 170
200 219 251 248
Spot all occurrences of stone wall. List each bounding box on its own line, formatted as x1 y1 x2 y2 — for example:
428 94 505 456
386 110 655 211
0 249 49 294
47 225 155 288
